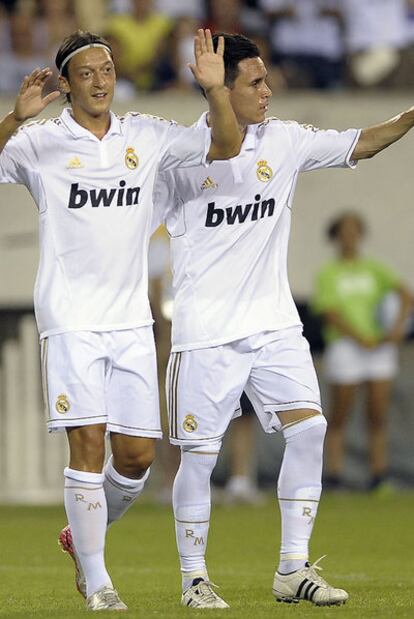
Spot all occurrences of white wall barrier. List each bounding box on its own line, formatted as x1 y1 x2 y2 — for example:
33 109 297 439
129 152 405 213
0 314 67 503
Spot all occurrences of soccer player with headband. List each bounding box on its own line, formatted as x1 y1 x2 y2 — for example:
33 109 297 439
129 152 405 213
0 29 242 611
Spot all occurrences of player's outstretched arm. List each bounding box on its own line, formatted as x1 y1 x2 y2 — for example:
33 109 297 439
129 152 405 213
0 68 60 154
189 29 242 160
352 107 414 160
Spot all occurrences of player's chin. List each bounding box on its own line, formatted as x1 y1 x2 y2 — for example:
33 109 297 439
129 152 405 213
90 94 111 109
255 110 267 123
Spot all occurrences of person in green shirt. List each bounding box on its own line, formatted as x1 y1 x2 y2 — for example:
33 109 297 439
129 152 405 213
313 212 412 491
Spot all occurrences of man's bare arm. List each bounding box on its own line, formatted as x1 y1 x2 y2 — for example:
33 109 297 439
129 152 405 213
352 108 414 160
323 310 379 348
384 285 413 344
189 30 242 160
0 68 60 155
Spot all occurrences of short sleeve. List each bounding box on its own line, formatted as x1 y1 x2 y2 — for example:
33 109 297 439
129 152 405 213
372 260 401 295
159 123 210 173
286 121 361 173
0 125 38 185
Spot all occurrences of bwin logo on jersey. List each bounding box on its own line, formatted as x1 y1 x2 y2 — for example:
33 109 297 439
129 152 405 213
68 182 141 208
205 194 275 227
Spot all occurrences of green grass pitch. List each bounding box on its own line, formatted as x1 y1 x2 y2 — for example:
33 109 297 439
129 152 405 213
0 492 413 618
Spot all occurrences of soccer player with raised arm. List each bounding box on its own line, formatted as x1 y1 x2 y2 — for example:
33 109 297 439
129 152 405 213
0 29 241 611
153 33 414 609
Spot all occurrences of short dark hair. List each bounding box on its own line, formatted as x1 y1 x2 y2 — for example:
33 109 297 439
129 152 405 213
212 33 260 87
327 211 366 240
55 31 113 78
55 31 113 103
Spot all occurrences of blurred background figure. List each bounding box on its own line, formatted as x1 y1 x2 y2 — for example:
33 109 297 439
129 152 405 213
74 0 107 33
204 0 250 33
341 0 407 88
153 0 203 90
35 0 79 61
0 10 48 95
222 393 262 504
148 226 179 503
313 212 412 492
105 0 173 91
258 0 345 89
0 0 15 54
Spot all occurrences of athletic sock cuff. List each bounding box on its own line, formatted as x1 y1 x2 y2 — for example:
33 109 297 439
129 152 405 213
282 414 327 439
64 467 105 485
104 455 150 489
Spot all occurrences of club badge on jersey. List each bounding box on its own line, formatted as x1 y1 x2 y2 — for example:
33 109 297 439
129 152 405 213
183 414 198 432
55 394 70 414
256 160 273 182
125 147 139 170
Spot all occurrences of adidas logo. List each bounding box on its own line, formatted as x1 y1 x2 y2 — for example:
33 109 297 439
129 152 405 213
66 156 84 169
201 176 218 190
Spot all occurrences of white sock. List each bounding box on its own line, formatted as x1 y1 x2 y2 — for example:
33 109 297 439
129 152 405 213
103 455 150 526
173 445 220 591
64 467 112 598
277 416 327 574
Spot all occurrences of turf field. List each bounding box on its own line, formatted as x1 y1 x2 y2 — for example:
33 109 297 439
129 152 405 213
0 492 413 618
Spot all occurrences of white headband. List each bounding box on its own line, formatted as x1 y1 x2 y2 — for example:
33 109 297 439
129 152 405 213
59 43 112 73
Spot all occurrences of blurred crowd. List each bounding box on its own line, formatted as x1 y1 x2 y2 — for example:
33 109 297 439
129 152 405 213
2 0 414 98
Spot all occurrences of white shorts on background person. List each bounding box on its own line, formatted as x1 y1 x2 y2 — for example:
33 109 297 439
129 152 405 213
166 326 322 446
323 337 398 384
42 326 162 438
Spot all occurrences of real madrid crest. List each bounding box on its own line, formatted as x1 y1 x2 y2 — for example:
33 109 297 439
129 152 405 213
183 414 198 433
256 159 273 182
125 147 139 170
55 394 70 414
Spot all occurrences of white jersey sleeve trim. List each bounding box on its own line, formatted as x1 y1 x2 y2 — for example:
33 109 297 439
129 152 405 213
345 128 362 169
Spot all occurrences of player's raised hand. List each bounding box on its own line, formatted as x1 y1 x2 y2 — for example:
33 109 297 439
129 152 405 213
188 29 225 93
13 68 60 122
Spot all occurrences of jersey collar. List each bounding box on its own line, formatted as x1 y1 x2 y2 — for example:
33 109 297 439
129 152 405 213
197 111 257 152
60 108 123 140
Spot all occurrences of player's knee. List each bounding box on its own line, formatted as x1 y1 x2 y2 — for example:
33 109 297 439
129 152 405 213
116 443 155 477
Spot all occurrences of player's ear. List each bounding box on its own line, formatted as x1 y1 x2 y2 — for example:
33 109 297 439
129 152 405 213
58 74 70 96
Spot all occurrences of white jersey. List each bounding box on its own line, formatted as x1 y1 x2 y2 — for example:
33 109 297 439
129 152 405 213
0 108 209 337
153 113 360 352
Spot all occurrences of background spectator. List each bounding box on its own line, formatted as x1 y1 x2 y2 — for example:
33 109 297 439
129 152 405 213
0 11 48 94
341 0 407 87
313 212 412 491
221 394 262 504
105 0 173 91
259 0 345 89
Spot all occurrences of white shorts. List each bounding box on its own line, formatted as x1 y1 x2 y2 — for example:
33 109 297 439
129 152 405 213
323 337 398 384
166 326 322 446
41 327 162 438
